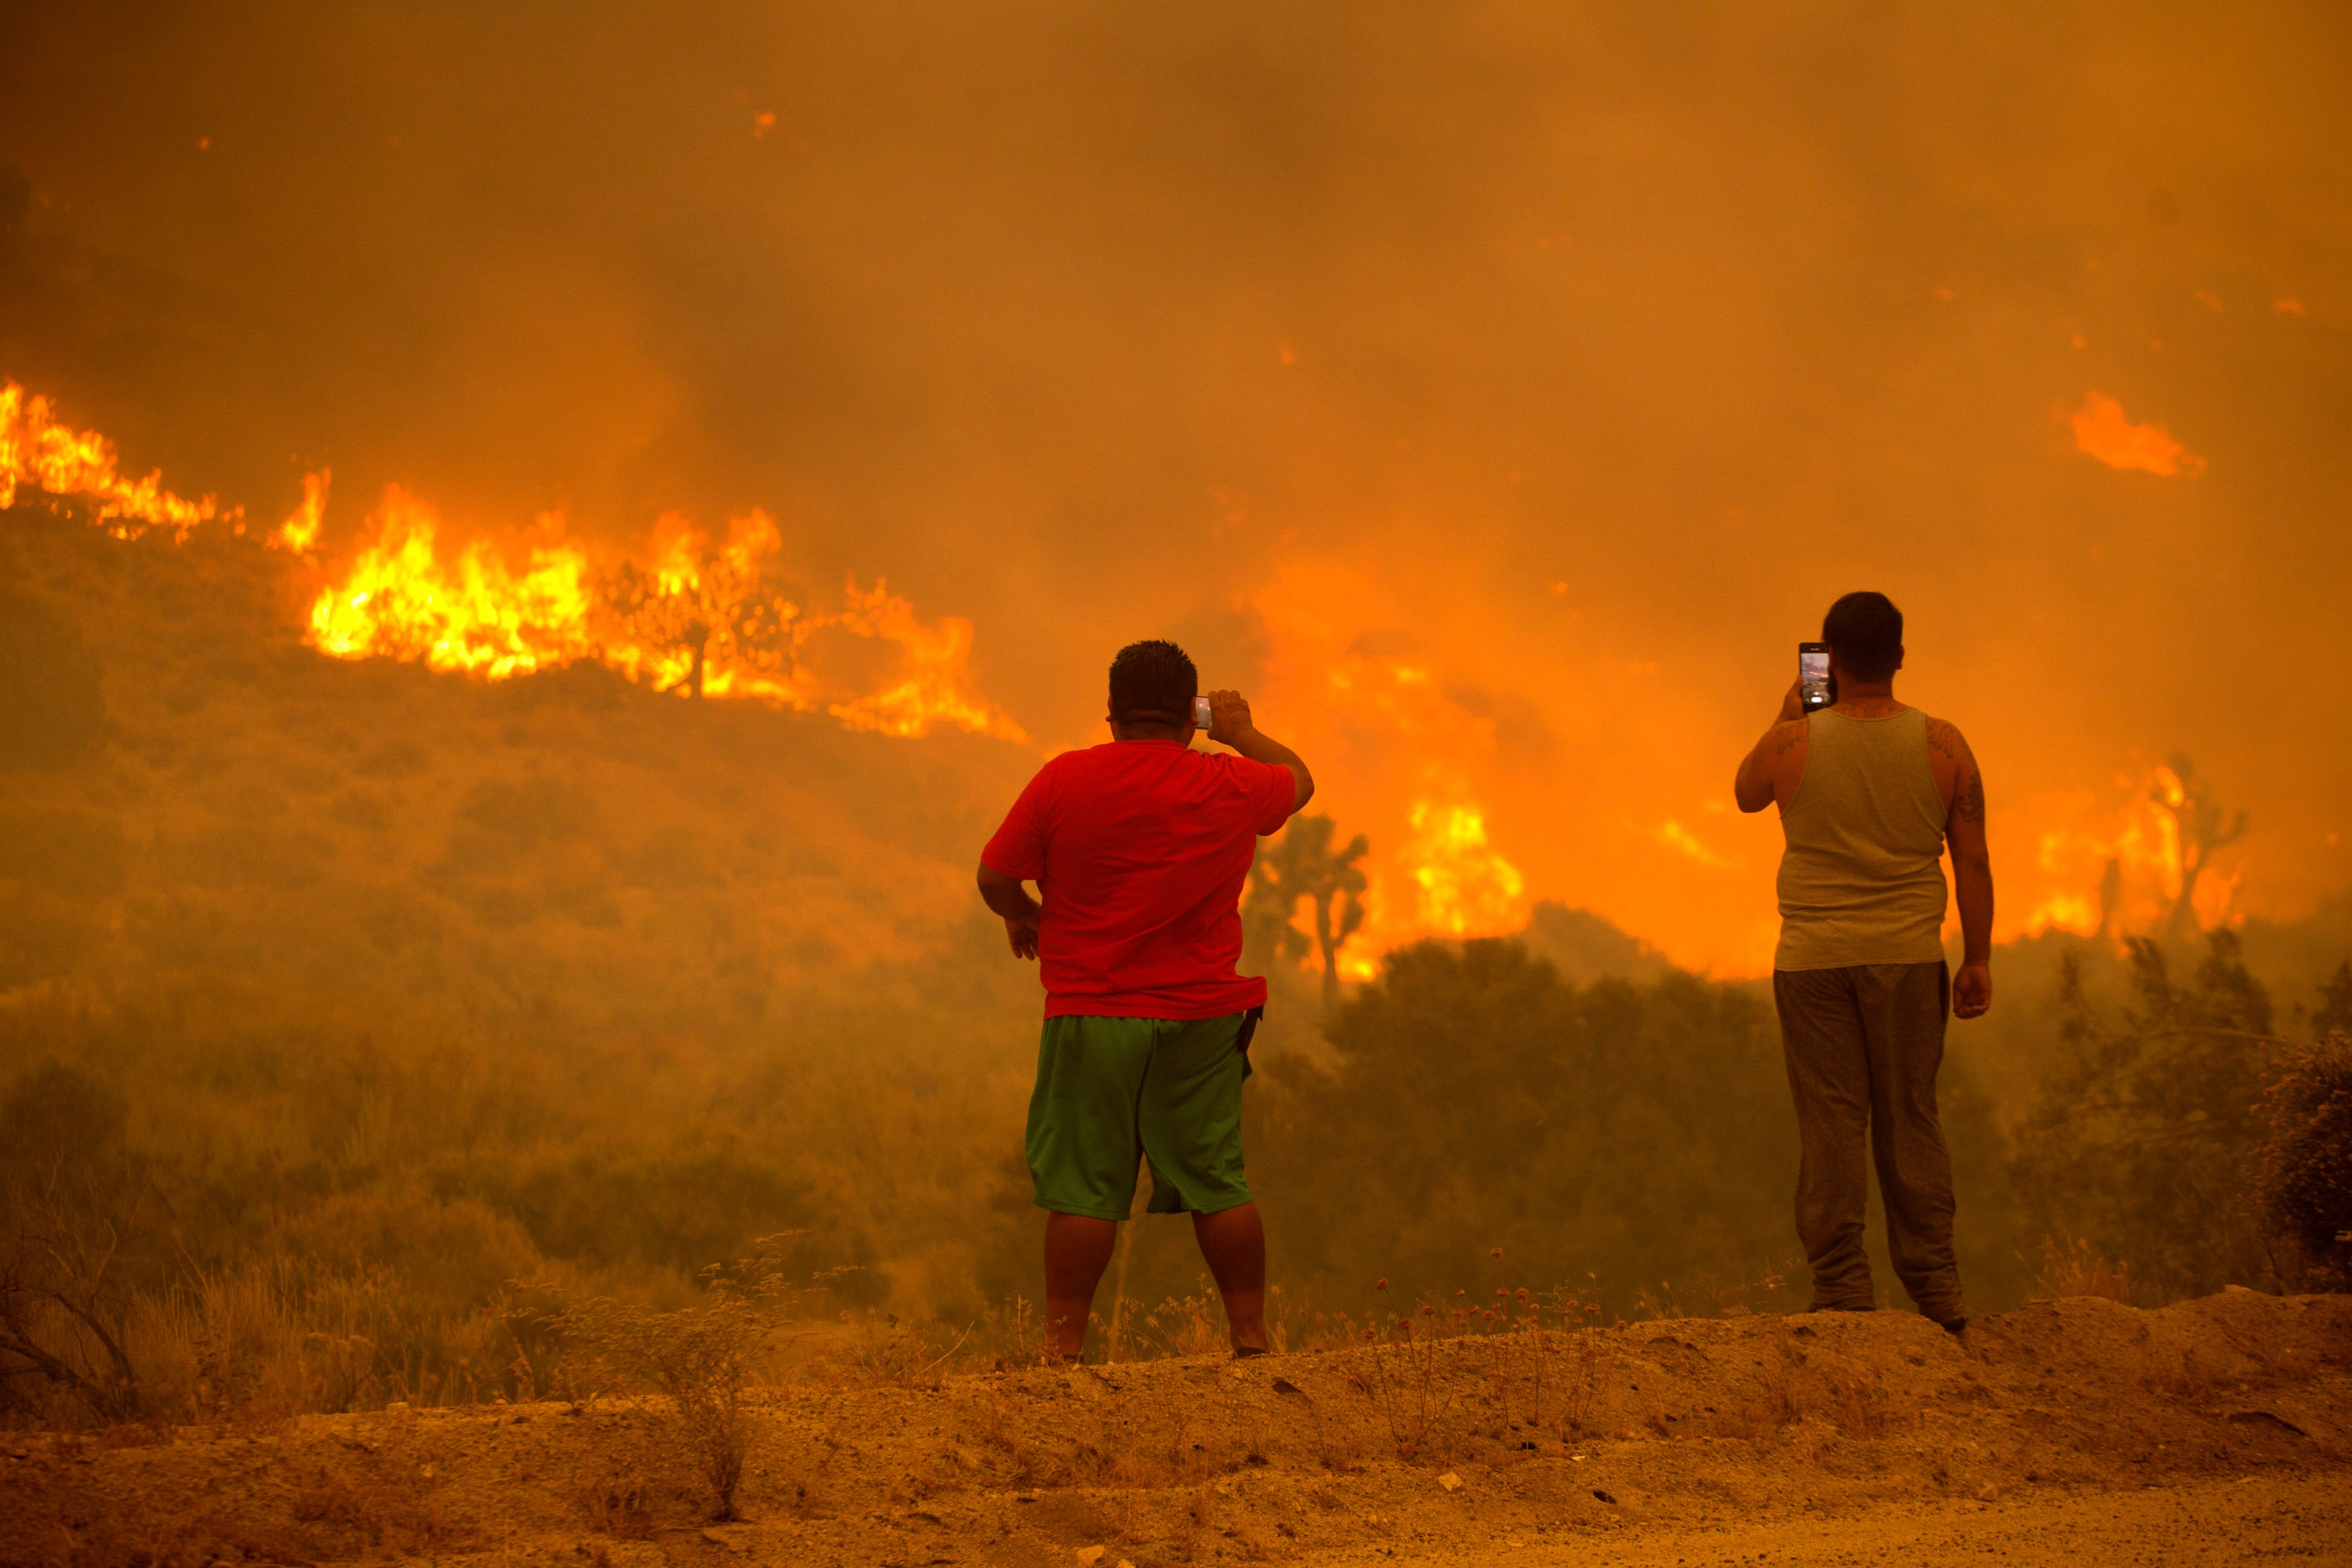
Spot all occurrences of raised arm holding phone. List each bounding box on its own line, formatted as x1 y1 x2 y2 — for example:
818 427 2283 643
977 641 1312 1364
1733 591 1991 1334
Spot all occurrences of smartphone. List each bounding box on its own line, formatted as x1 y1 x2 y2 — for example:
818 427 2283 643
1798 642 1835 713
1193 695 1213 729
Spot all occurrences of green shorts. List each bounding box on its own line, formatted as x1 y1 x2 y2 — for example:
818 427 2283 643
1025 1009 1259 1221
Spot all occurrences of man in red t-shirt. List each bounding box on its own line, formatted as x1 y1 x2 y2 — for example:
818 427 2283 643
978 639 1314 1362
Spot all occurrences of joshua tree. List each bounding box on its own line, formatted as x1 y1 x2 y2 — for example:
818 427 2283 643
2156 755 2247 940
1247 814 1370 1014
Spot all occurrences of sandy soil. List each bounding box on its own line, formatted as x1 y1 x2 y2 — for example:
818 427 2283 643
4 1289 2346 1567
1352 1475 2352 1565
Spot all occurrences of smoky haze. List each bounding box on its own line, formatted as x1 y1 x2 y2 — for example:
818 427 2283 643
3 1 2349 967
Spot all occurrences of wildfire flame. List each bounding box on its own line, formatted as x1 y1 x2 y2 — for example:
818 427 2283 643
278 469 329 554
307 487 601 680
0 380 234 539
1254 564 1528 981
2019 764 2238 938
1399 799 1526 937
2071 391 2207 478
4 380 1027 741
303 484 1027 739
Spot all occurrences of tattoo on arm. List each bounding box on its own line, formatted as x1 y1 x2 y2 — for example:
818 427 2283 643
1773 720 1803 757
1926 717 1962 761
1953 768 1985 826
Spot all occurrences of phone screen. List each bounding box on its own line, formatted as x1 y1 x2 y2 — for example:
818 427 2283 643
1799 644 1833 711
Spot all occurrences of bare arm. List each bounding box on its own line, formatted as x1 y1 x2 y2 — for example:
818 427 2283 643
975 862 1040 960
1734 683 1807 813
1932 719 1994 1018
1205 689 1314 815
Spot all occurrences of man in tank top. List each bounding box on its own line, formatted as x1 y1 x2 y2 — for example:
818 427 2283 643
1733 591 1992 1334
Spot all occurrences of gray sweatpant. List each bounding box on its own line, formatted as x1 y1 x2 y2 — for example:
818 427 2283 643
1772 961 1965 1324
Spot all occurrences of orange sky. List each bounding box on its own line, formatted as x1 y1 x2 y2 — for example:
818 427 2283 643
4 3 2347 973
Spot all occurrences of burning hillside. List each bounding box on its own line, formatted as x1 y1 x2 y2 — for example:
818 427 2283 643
0 376 2276 978
1 379 1555 976
2 380 1024 742
0 382 231 540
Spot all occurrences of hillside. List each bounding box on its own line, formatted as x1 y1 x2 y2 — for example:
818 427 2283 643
0 500 1040 1024
5 491 2348 1387
6 1290 2347 1566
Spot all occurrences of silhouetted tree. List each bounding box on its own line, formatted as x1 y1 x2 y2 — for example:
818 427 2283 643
2157 756 2247 938
600 534 804 701
1246 815 1368 1014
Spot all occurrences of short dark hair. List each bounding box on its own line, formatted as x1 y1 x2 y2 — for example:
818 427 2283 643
1109 639 1198 723
1822 592 1904 683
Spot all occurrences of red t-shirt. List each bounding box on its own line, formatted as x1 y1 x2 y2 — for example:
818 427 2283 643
981 740 1298 1018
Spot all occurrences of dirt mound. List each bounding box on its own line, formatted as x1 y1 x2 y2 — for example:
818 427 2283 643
5 1290 2346 1567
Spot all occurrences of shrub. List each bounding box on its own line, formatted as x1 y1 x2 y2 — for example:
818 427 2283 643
543 1242 803 1521
2009 934 2278 1301
2257 1033 2352 1290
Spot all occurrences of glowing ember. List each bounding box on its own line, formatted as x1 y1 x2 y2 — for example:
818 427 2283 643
2071 391 2206 477
0 380 234 539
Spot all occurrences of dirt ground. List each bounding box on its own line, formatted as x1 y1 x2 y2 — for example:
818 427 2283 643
5 1288 2346 1567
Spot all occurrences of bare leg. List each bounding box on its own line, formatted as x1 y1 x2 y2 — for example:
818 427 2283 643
1192 1201 1268 1354
1043 1213 1118 1360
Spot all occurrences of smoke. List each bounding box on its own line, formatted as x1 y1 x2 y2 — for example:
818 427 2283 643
3 1 2347 968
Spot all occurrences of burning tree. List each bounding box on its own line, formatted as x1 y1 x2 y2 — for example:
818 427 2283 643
1246 814 1370 1014
2155 755 2247 939
597 510 809 700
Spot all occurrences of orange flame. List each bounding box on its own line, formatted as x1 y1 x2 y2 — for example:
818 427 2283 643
826 583 1018 739
277 469 329 554
0 380 234 539
5 380 1026 742
1399 798 1526 936
304 483 1026 739
2016 764 2237 938
1254 564 1527 980
2071 391 2206 477
307 488 599 680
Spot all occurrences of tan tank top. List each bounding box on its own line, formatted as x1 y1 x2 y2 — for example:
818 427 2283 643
1774 708 1949 971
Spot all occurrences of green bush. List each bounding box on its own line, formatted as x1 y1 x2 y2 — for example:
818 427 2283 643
2258 1033 2352 1290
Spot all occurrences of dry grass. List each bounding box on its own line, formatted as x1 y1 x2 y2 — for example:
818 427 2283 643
2033 1236 2134 1303
540 1242 806 1521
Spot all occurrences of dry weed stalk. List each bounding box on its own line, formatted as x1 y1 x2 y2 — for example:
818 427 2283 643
1352 1279 1474 1461
542 1236 804 1521
828 1309 973 1388
2032 1236 2133 1302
